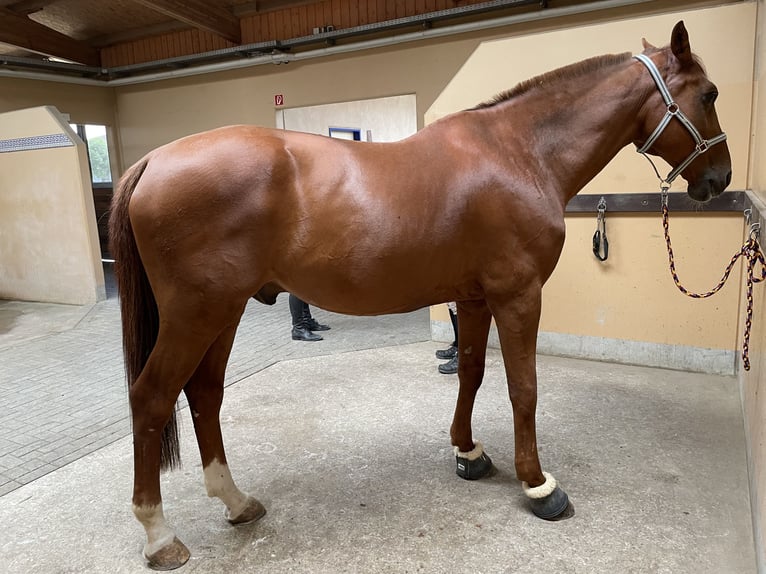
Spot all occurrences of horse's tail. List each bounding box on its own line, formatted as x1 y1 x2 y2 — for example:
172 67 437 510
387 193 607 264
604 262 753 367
109 157 181 471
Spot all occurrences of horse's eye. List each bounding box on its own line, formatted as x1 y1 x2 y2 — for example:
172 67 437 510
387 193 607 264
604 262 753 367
703 90 719 105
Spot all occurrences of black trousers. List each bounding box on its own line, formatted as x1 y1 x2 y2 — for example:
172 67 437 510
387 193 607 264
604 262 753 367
289 294 310 326
449 307 458 347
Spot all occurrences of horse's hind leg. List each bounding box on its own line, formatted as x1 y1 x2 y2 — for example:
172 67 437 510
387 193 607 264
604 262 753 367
489 285 572 520
130 321 221 570
450 299 495 480
184 323 266 525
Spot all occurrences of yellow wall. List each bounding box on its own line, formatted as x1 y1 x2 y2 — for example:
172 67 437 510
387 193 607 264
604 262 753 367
111 0 738 168
741 191 766 572
0 106 105 304
0 77 114 125
113 37 481 168
0 77 122 184
742 0 766 569
428 3 756 375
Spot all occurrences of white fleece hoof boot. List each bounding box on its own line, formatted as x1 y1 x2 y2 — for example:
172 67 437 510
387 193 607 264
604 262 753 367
523 471 573 520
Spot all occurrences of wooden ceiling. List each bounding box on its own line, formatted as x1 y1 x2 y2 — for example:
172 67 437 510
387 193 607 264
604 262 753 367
0 1 569 74
8 1 701 81
0 0 290 65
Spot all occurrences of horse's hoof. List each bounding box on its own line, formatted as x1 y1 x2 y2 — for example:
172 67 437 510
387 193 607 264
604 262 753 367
226 496 266 525
522 471 573 520
530 487 573 520
145 537 190 571
454 441 494 480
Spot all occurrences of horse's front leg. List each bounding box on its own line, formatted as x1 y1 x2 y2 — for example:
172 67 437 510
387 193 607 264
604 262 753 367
450 299 494 480
489 285 573 520
183 324 266 526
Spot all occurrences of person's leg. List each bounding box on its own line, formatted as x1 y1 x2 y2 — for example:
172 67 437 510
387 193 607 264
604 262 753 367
438 304 459 373
436 303 458 359
303 302 330 331
438 353 458 374
289 294 303 326
289 294 323 341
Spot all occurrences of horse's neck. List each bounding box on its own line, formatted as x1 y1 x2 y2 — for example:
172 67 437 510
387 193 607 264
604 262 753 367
491 59 650 202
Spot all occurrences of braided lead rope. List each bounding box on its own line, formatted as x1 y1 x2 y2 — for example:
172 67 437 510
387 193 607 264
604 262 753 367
662 194 766 370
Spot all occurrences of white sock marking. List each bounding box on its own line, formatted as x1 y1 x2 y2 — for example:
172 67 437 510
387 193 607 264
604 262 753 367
133 503 175 558
203 459 250 519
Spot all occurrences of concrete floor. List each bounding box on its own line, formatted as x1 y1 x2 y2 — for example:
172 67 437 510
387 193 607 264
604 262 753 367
0 276 757 573
0 266 430 496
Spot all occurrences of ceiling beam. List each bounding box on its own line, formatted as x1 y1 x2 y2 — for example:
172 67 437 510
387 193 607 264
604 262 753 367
0 6 100 65
90 20 190 48
131 0 241 44
0 0 55 15
233 1 317 16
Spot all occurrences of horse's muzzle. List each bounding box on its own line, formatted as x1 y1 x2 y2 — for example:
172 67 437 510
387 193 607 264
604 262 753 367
687 168 732 202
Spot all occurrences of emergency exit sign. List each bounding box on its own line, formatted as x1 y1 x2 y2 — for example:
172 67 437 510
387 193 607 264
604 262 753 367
274 94 284 106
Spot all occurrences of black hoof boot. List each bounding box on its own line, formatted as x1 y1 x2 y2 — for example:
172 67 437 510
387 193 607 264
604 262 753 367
454 442 494 480
524 472 573 520
530 487 572 520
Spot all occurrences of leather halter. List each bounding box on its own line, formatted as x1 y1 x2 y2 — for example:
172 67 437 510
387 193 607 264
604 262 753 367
633 53 727 187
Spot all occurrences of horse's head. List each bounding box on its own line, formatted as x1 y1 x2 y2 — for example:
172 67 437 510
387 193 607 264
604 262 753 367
635 21 731 202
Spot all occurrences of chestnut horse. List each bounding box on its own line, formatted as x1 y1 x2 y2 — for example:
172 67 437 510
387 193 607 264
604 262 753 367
110 22 730 569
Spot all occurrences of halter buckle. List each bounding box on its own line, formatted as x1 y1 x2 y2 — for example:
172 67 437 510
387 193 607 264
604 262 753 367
696 141 709 154
667 102 679 115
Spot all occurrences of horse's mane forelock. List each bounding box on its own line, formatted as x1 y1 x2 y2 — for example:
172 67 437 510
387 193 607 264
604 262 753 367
469 52 633 110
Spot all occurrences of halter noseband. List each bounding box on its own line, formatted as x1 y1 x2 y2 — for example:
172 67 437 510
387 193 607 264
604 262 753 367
633 53 727 187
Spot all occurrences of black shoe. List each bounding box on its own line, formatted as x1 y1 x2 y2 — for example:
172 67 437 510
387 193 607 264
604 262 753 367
438 355 458 375
292 325 323 341
306 317 331 331
435 345 457 360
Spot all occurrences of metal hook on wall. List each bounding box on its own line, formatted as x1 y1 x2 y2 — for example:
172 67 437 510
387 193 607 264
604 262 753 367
744 208 760 241
592 196 609 261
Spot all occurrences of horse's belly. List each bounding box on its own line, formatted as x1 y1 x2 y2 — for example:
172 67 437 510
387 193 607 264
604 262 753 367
280 262 476 316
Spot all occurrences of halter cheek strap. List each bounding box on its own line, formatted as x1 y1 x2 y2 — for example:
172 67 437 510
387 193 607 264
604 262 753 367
633 53 727 186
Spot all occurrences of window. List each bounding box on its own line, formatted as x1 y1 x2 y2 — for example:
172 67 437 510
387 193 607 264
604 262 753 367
70 124 113 185
328 127 361 141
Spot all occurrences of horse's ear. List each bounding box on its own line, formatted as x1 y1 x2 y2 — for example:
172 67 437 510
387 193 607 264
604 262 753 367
641 38 656 51
670 20 693 67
